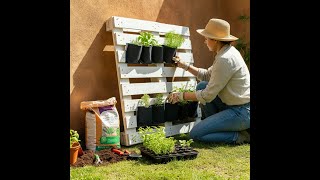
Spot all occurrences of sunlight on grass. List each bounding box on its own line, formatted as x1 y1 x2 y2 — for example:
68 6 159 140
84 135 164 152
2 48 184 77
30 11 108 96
71 141 250 180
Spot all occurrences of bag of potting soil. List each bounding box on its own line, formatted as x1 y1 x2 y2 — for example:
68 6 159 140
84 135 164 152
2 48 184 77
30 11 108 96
80 97 121 151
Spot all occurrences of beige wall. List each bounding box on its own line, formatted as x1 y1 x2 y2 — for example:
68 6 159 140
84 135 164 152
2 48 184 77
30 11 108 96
70 0 249 142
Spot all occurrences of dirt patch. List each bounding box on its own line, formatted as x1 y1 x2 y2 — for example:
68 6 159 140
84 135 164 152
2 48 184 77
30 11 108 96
71 149 132 167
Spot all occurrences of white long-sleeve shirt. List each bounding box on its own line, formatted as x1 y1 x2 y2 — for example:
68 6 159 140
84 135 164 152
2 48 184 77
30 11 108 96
195 44 250 105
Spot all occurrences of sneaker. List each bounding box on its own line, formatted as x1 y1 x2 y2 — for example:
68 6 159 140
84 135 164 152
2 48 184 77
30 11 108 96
236 130 250 144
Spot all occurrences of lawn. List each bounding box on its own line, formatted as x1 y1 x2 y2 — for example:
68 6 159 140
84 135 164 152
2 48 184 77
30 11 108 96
70 134 250 180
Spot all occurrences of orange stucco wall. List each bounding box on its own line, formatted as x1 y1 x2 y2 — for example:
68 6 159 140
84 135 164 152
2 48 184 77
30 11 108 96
70 0 250 142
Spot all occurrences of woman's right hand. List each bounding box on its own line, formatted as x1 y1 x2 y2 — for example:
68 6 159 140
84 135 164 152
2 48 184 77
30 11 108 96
173 56 189 70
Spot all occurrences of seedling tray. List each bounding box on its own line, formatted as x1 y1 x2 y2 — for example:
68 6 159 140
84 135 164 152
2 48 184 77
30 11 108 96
139 145 199 164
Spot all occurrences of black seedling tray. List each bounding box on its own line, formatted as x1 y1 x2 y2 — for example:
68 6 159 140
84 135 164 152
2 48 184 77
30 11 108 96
139 145 199 164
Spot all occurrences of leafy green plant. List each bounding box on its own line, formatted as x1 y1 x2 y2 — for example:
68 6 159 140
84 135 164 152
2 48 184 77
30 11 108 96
172 85 195 105
179 139 194 148
154 93 164 106
70 129 80 147
130 38 142 46
138 126 176 155
138 32 157 47
139 94 150 108
164 31 185 48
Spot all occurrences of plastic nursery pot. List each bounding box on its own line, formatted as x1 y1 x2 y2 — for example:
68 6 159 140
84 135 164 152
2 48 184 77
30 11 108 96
163 45 177 64
125 43 142 64
70 142 81 165
151 46 164 63
187 101 198 118
140 46 152 64
178 103 189 122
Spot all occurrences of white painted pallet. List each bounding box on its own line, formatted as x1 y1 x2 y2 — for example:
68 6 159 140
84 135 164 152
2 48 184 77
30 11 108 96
106 16 202 146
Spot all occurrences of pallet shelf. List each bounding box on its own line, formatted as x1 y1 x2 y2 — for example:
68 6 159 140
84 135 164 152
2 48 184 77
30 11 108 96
106 16 202 146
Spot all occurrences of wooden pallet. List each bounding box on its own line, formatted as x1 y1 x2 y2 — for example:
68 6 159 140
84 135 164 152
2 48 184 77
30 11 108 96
106 16 202 146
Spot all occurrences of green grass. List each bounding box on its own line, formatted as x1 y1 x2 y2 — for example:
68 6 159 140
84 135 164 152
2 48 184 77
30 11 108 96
70 134 250 180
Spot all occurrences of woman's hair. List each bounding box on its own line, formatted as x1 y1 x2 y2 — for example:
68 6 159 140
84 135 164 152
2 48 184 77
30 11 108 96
220 41 232 46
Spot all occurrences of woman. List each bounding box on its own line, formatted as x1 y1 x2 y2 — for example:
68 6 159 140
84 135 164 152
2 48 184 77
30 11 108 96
167 18 250 144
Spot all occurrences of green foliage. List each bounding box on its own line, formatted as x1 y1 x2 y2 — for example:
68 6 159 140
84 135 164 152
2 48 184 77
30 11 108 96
154 94 164 106
138 126 176 155
138 32 157 46
179 139 194 147
70 129 80 147
139 94 150 108
172 85 195 105
164 31 185 48
130 38 142 46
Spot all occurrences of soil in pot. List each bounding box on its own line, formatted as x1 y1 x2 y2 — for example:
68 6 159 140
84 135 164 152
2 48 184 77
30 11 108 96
126 43 142 64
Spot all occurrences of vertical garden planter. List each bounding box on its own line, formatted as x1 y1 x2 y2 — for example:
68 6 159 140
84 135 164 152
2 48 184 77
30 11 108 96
140 46 152 64
151 45 164 63
125 43 142 63
152 104 165 125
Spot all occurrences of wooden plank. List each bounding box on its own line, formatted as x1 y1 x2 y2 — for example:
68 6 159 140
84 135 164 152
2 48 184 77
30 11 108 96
119 65 194 78
107 16 190 36
121 81 197 96
116 50 194 63
115 33 192 50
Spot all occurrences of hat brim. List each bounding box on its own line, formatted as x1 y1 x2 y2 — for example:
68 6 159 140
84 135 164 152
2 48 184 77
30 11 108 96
196 29 238 41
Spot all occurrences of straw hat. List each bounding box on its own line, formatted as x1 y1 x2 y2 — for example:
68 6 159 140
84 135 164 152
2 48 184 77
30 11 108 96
196 18 238 41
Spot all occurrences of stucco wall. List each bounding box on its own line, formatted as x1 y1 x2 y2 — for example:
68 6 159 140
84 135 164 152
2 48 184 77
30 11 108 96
70 0 250 142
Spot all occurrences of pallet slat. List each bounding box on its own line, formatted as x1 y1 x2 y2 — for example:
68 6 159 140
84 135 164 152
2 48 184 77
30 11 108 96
116 50 194 63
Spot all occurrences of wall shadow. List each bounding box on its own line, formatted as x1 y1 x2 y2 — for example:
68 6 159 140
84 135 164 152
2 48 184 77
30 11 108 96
70 22 122 142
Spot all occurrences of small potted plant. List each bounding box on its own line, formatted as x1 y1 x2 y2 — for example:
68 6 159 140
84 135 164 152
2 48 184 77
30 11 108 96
138 32 157 64
70 129 81 165
125 38 142 64
174 85 198 123
152 94 165 125
137 94 152 126
163 31 185 64
151 40 164 63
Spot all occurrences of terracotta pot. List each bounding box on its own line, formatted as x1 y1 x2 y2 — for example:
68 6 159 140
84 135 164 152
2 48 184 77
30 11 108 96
70 142 80 165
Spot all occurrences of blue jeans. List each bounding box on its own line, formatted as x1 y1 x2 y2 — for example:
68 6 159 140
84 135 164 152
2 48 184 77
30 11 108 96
189 81 250 144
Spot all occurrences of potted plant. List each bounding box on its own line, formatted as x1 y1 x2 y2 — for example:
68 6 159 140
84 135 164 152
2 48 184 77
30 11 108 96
70 129 81 165
151 41 164 63
138 32 157 64
125 38 142 64
137 94 152 126
163 31 185 64
152 94 165 125
173 85 198 123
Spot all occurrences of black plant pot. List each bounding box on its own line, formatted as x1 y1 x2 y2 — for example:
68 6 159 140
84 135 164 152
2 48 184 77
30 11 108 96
178 103 189 122
140 46 152 64
152 46 164 63
163 45 177 64
125 43 142 63
164 103 179 122
137 106 152 126
152 105 165 125
187 101 198 118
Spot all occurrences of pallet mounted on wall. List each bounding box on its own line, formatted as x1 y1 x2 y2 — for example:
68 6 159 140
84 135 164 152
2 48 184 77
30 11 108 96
106 16 202 146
